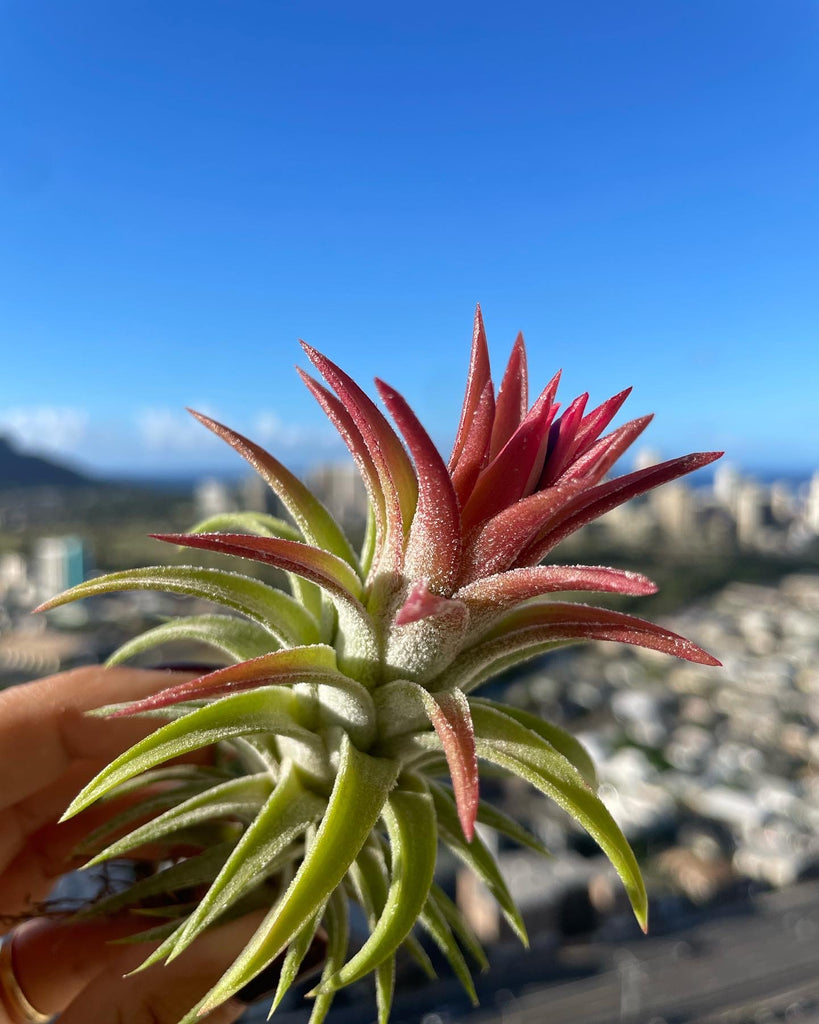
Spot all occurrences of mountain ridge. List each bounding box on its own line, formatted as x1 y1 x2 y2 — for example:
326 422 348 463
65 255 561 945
0 435 95 488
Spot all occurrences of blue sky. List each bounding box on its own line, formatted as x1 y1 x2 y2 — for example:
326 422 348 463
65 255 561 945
1 1 817 478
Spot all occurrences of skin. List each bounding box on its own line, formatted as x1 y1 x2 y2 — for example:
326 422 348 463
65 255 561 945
0 666 257 1024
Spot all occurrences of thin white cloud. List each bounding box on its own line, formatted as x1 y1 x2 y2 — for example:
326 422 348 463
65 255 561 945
252 411 337 450
136 406 223 452
0 406 90 454
0 403 345 476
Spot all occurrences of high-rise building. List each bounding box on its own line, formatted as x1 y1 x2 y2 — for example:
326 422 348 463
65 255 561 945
34 536 85 601
194 478 236 520
713 463 742 515
805 472 819 535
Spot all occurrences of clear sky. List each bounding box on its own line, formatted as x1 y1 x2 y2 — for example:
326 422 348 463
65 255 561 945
1 1 817 479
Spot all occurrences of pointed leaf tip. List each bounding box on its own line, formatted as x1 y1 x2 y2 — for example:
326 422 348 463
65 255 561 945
422 690 479 841
450 307 492 472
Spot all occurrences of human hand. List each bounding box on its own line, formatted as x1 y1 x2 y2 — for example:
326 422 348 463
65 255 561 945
0 666 266 1023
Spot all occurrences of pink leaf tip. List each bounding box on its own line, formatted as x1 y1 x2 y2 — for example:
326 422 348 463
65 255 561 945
395 580 463 626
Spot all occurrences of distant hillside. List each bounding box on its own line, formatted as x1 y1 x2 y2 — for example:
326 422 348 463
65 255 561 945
0 435 94 488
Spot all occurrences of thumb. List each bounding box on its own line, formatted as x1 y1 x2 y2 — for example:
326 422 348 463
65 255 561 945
57 911 270 1024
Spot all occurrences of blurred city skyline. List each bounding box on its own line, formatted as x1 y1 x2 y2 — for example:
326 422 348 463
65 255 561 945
2 2 817 477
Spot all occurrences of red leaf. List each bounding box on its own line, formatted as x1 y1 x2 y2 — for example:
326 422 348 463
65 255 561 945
571 387 632 460
301 343 418 552
457 564 658 619
150 532 364 606
489 332 528 460
449 305 492 472
298 368 387 570
424 689 479 841
482 601 721 667
458 479 587 585
559 415 653 485
376 379 462 592
450 380 495 508
187 410 356 567
539 392 589 487
460 380 560 533
395 579 466 626
108 648 340 716
518 451 724 565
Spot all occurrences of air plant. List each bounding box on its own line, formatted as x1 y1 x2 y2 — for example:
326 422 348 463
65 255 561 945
39 308 721 1022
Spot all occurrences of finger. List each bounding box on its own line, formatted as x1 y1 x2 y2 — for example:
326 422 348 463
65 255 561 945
57 912 269 1024
1 776 216 922
0 758 136 880
0 666 195 812
1 916 146 1022
0 807 151 923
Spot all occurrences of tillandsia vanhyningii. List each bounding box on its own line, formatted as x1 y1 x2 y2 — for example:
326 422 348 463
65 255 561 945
37 307 722 1023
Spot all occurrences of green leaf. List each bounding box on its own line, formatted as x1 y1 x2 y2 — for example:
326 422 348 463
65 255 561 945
308 674 378 750
78 841 237 919
402 932 437 980
61 687 321 820
123 644 377 749
149 533 381 685
373 679 432 741
324 776 437 990
359 499 378 579
427 780 527 945
434 635 571 696
111 645 375 747
116 884 283 950
37 566 320 648
75 778 219 856
418 891 479 1005
269 907 326 1016
470 698 598 789
106 614 277 667
186 734 400 1018
83 774 273 867
111 919 189 945
100 763 232 796
168 764 326 957
307 887 349 1024
189 511 302 541
190 513 328 628
470 702 648 932
474 796 551 857
429 882 489 972
348 845 395 1024
374 953 396 1024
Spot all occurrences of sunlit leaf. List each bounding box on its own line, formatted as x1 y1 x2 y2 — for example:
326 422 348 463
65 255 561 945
324 776 436 989
187 735 400 1017
428 780 527 944
106 614 276 667
419 891 480 1004
167 764 326 956
83 774 272 867
470 702 648 932
61 688 321 819
36 566 319 648
489 331 528 460
429 882 489 972
470 698 598 789
307 887 349 1024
